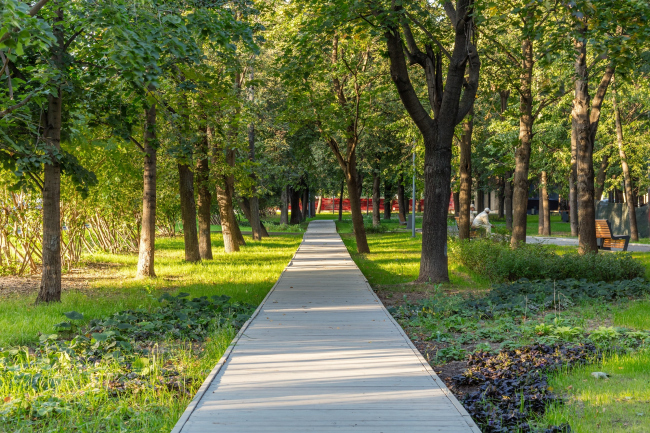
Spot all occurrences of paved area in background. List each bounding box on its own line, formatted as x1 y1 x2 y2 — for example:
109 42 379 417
527 236 650 252
173 220 479 433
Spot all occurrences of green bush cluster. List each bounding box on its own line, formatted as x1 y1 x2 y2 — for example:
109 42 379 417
450 238 646 282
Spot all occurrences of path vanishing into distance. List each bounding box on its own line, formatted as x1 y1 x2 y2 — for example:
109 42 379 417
172 220 479 433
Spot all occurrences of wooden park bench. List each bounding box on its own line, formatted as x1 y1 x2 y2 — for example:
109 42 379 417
596 219 630 251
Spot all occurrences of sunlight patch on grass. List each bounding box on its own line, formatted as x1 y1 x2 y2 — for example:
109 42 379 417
0 234 302 346
614 300 650 331
541 350 650 432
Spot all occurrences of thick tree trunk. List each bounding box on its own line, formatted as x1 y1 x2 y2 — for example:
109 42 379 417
569 125 579 236
338 181 344 221
383 181 392 220
290 188 301 225
511 38 534 248
210 127 241 253
345 156 369 253
229 205 246 246
37 87 63 302
280 186 289 224
178 163 201 261
458 110 473 240
594 154 609 202
397 178 406 224
136 101 157 277
541 171 551 236
301 187 309 221
372 172 380 226
316 196 322 214
195 129 212 259
240 197 269 237
498 181 505 219
573 33 614 254
216 181 239 253
37 9 64 303
613 78 638 241
452 192 460 216
505 174 513 231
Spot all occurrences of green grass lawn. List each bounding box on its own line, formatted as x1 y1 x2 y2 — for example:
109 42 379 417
0 233 302 347
542 350 650 432
0 232 302 432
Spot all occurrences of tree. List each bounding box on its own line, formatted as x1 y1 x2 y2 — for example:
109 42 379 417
369 0 480 282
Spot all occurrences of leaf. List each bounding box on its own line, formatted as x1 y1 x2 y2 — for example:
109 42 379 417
91 332 109 342
64 311 84 321
176 292 190 298
53 322 72 330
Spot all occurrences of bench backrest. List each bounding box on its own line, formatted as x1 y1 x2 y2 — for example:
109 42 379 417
595 219 612 238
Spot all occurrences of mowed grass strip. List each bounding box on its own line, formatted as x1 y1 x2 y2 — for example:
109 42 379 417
0 233 302 347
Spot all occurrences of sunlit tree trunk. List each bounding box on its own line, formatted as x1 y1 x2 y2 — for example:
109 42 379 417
136 100 157 277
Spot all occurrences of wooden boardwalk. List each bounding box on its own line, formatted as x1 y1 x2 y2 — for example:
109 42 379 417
172 220 479 433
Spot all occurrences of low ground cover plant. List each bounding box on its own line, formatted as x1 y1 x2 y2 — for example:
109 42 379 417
450 238 646 282
385 279 650 432
0 293 254 431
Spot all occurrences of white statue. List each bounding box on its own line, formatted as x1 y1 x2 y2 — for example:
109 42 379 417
471 207 493 234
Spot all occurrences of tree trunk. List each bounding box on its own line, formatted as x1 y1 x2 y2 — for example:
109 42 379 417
475 176 484 210
505 174 513 230
458 109 473 240
195 128 212 259
538 175 544 235
246 123 263 241
178 163 201 261
37 8 64 303
210 127 240 253
541 171 551 236
290 188 301 225
338 181 344 221
452 192 460 216
497 178 505 219
301 187 309 221
216 180 239 253
345 156 369 253
136 100 157 277
573 31 614 254
613 77 638 241
383 181 392 220
229 205 246 246
372 172 380 226
397 177 406 224
594 154 609 202
569 124 579 236
240 197 269 237
511 38 534 248
280 186 289 224
316 196 322 214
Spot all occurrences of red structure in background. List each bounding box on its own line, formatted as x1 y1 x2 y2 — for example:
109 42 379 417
289 195 455 213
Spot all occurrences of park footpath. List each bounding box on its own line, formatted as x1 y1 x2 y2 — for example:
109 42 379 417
172 220 479 432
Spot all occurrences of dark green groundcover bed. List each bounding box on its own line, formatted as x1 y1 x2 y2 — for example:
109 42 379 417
0 292 254 432
389 277 650 433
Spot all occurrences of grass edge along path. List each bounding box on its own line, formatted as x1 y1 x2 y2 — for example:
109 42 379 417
0 233 302 432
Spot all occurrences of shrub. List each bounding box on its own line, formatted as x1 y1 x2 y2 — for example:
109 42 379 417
449 238 646 282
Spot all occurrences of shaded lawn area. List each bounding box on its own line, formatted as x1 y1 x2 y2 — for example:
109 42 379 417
0 233 302 347
492 214 573 236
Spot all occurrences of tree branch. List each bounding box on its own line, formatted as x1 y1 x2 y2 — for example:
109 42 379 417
404 12 452 61
0 91 35 117
129 135 145 152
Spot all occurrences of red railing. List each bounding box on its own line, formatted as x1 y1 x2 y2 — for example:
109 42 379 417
288 195 455 213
